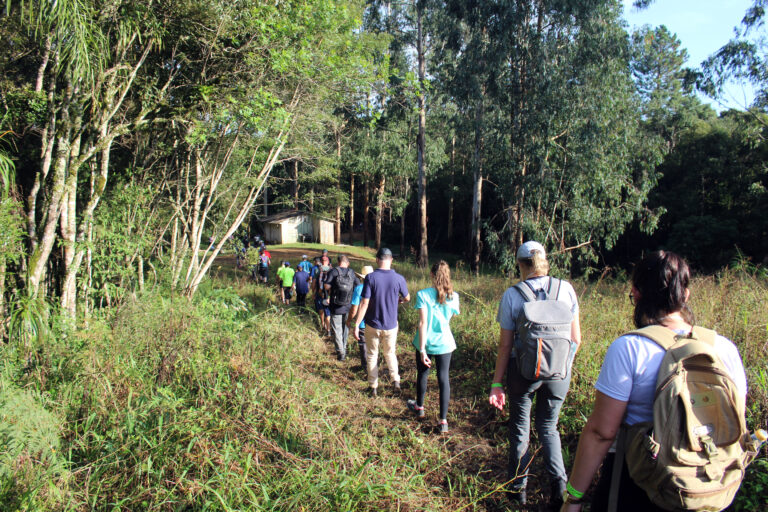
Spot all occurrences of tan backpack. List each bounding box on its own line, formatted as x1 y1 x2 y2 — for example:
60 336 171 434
609 325 761 512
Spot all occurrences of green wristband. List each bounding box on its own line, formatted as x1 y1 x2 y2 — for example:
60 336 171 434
566 481 584 499
490 382 504 389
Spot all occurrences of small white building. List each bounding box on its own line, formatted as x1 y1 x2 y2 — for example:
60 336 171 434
259 211 335 245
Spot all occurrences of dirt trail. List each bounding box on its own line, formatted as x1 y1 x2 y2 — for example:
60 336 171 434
219 247 558 511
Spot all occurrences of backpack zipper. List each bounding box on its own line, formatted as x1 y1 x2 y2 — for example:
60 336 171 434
655 365 737 401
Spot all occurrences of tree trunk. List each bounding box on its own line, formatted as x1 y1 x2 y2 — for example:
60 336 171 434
400 176 408 258
470 96 484 276
348 173 355 245
335 133 342 243
416 0 428 268
292 160 299 210
363 179 370 248
447 133 455 240
375 174 385 250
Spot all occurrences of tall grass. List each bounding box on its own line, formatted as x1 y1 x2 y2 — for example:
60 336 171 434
0 257 765 511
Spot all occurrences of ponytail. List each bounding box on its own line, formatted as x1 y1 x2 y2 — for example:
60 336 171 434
431 260 453 304
518 249 550 278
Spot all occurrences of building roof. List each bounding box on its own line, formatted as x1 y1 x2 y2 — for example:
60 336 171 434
258 211 335 224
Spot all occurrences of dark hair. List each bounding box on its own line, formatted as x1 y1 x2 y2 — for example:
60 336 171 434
337 254 349 264
631 250 695 328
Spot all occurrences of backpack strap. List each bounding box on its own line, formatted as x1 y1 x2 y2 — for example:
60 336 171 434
607 426 628 512
513 281 538 303
627 325 718 351
547 277 562 300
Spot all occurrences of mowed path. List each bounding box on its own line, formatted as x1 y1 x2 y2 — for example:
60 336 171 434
217 245 557 511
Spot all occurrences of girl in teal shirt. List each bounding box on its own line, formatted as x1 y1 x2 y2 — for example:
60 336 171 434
407 260 459 433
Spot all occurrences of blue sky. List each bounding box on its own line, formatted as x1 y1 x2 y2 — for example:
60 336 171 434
622 0 756 110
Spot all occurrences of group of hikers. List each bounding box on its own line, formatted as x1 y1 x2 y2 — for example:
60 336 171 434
248 241 761 512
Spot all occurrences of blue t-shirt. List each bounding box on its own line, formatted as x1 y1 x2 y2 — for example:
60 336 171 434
350 283 365 329
361 269 409 330
298 260 313 273
293 270 310 295
412 287 459 354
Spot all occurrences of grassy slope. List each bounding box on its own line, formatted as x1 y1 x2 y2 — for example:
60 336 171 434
1 245 766 511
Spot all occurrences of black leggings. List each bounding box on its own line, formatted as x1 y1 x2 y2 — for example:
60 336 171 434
415 352 452 420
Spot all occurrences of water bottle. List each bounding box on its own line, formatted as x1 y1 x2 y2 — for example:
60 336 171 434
750 429 768 450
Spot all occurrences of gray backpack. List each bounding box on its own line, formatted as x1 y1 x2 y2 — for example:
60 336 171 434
513 277 574 380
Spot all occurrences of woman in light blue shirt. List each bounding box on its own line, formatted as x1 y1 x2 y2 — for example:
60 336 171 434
407 260 459 433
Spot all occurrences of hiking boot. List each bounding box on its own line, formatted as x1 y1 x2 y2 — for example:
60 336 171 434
368 387 377 398
392 381 401 396
438 420 449 434
548 479 566 510
407 399 425 418
509 489 527 506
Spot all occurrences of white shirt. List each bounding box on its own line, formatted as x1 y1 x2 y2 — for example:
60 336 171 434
595 330 747 425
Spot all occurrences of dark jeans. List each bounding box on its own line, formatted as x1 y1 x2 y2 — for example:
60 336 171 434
296 293 307 307
506 359 570 492
591 453 666 512
330 313 349 359
415 352 452 420
357 331 367 368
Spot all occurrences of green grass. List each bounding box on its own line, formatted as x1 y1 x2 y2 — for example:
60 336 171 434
1 257 766 511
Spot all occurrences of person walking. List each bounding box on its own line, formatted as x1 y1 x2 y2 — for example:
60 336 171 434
298 254 313 274
324 255 360 361
257 248 271 283
313 258 332 337
352 248 410 397
276 261 295 305
559 251 747 512
489 241 581 508
348 265 374 370
293 263 311 308
406 260 459 434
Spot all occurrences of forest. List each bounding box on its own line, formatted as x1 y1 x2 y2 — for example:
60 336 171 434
1 1 768 511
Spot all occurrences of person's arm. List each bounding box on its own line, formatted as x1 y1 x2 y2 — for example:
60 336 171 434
417 307 430 367
399 278 410 303
489 328 514 410
353 298 370 340
560 392 627 512
571 311 582 352
347 304 359 327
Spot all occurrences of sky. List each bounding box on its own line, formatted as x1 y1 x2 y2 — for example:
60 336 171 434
621 0 757 111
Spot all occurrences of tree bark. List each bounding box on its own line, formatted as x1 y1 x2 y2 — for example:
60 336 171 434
348 173 355 245
292 159 299 210
375 174 385 250
447 133 456 240
400 177 408 257
416 0 428 268
470 96 484 276
363 179 370 248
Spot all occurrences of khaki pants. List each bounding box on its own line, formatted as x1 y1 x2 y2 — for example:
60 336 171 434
364 325 400 388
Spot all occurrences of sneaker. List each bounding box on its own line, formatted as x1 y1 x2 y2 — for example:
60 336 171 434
509 489 527 506
438 420 449 434
392 381 401 396
368 387 377 398
407 399 425 418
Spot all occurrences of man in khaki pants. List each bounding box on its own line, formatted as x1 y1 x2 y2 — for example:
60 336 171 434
352 248 410 397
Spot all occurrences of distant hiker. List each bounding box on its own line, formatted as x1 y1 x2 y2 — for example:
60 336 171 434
277 261 295 305
293 264 311 308
313 260 333 337
258 248 271 283
560 251 748 512
348 265 374 370
489 241 581 507
406 261 459 434
352 248 410 397
324 255 360 361
298 254 313 274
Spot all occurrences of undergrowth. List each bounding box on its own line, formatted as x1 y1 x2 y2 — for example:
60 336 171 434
0 253 766 511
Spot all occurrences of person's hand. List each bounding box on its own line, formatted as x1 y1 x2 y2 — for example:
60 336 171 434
489 386 506 410
420 350 431 368
560 502 582 512
353 325 360 341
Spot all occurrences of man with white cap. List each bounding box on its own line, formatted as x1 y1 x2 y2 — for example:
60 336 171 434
488 240 582 508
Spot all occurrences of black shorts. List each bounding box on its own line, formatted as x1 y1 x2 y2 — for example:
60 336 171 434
259 266 268 278
283 287 292 299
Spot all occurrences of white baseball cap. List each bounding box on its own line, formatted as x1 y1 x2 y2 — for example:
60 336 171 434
516 241 546 260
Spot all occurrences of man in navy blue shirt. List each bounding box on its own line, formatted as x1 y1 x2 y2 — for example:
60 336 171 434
292 264 311 308
352 248 410 397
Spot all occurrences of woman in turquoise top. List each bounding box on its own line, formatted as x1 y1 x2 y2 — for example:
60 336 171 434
407 260 459 433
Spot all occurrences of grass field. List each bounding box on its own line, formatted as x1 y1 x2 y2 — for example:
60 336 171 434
1 245 766 511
